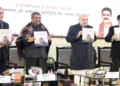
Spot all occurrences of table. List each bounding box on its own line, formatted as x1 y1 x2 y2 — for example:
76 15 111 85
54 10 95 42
71 70 120 86
74 73 119 86
0 74 71 86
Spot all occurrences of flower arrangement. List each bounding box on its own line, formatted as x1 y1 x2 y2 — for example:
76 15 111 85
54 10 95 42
86 67 106 78
28 67 42 76
92 67 106 75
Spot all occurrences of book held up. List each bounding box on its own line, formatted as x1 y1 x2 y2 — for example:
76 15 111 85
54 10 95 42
114 27 120 41
34 31 48 46
0 29 12 45
82 28 94 43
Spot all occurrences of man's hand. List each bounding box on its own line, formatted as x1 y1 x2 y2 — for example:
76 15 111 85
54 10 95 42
112 34 118 41
28 37 35 42
48 34 53 41
77 31 82 38
0 45 4 48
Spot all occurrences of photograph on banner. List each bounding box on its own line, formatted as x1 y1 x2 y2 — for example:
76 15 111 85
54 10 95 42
98 7 112 38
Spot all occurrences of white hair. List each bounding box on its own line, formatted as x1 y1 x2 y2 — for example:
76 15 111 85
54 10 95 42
79 13 89 18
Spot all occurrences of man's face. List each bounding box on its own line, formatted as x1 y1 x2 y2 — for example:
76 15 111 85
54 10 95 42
79 15 88 26
102 11 111 23
0 8 4 21
31 14 41 25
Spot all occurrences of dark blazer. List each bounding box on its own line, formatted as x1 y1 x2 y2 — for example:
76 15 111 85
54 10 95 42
16 23 51 59
105 25 120 59
66 23 97 70
0 21 9 29
0 21 9 61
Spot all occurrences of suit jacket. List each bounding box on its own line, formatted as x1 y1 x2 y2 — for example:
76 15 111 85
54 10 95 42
16 23 51 59
0 21 9 29
0 21 9 61
105 25 120 59
66 23 97 70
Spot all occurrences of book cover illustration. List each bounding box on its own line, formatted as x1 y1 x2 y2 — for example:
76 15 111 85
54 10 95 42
34 31 48 46
0 29 12 45
82 28 94 43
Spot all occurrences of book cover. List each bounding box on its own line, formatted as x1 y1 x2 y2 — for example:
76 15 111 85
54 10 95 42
0 29 12 45
114 27 120 41
34 31 48 46
82 28 94 43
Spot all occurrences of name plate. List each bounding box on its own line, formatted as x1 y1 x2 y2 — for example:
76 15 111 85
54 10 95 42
74 75 80 85
37 74 57 81
0 76 11 83
105 72 119 78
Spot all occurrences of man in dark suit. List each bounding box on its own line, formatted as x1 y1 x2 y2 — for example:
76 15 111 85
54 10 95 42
17 12 52 74
105 14 120 71
66 14 97 70
0 7 10 74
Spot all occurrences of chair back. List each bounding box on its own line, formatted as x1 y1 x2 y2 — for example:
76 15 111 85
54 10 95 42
98 47 112 67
